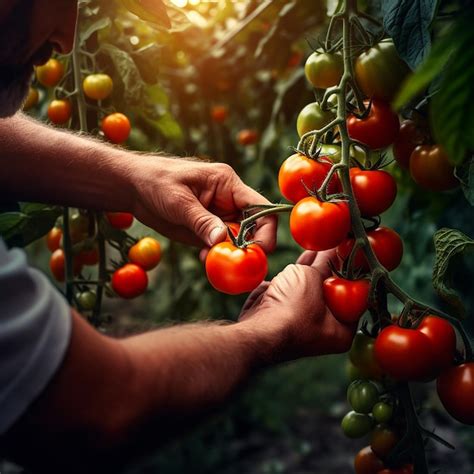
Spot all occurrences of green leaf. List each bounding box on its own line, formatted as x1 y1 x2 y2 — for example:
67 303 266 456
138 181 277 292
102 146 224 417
120 0 171 29
432 227 474 318
382 0 439 69
79 17 111 44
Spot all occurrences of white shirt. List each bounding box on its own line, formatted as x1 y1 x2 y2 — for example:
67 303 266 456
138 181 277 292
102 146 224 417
0 239 71 434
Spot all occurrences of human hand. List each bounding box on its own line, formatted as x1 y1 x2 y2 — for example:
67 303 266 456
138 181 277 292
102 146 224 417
238 250 356 362
129 155 277 252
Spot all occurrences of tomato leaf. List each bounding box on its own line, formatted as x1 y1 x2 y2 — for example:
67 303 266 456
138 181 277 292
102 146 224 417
120 0 171 29
432 227 474 318
381 0 439 70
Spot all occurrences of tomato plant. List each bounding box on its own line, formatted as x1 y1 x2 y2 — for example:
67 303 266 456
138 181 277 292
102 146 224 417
296 102 335 137
48 99 72 125
112 263 148 299
205 242 267 295
372 402 393 424
101 113 131 144
341 411 374 438
370 425 398 459
49 249 82 282
347 100 399 150
304 50 344 89
35 58 64 87
354 446 385 474
23 87 39 111
128 237 162 271
348 381 380 414
105 212 134 229
392 120 428 169
46 227 62 252
77 291 97 311
83 74 114 101
349 331 384 380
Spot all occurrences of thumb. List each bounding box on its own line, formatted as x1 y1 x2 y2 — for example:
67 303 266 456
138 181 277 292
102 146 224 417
181 201 226 247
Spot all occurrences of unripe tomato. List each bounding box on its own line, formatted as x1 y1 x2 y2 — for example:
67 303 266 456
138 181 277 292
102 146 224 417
77 291 97 311
370 425 398 459
354 39 410 102
392 120 428 169
278 153 341 203
49 249 82 282
372 402 393 424
83 74 114 101
374 326 433 381
290 197 351 251
46 227 62 252
304 51 343 89
337 226 403 272
349 331 384 380
101 113 131 144
48 99 72 125
23 87 39 110
323 276 370 323
112 263 148 299
77 246 99 266
106 212 134 229
437 363 474 425
128 237 162 271
211 105 228 123
347 100 399 150
35 58 64 87
341 411 374 438
205 242 267 295
354 446 385 474
409 145 458 191
349 381 380 414
237 129 259 146
350 168 397 217
296 102 335 137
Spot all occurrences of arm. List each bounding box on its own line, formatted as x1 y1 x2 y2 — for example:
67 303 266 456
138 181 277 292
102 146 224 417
0 114 276 250
1 251 355 473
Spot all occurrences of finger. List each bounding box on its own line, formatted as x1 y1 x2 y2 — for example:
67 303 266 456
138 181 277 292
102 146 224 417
252 215 278 254
240 281 271 315
199 248 209 263
296 251 318 266
309 249 338 279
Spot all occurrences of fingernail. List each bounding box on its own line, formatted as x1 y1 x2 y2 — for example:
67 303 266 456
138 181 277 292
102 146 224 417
209 226 224 245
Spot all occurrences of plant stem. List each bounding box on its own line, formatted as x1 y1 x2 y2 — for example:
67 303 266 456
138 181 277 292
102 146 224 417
62 207 74 303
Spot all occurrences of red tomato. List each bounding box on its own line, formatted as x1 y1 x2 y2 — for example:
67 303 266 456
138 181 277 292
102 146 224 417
354 446 385 474
374 325 433 381
290 197 351 251
417 316 456 374
128 237 162 271
337 226 403 272
77 246 99 266
35 58 64 87
237 129 259 146
392 120 427 169
323 277 370 323
48 99 72 125
347 100 399 150
106 212 134 229
49 249 82 282
278 153 341 203
211 105 228 123
437 363 474 425
205 242 267 295
101 113 131 144
112 263 148 299
46 227 62 252
350 168 397 217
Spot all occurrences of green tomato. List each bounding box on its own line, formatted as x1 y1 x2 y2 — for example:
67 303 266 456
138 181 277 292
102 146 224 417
77 291 97 311
346 361 364 382
349 381 380 414
341 411 374 438
349 331 384 380
372 401 394 423
305 51 343 89
296 102 335 137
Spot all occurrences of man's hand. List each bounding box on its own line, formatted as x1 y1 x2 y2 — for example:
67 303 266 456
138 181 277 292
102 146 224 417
129 155 277 252
238 250 356 362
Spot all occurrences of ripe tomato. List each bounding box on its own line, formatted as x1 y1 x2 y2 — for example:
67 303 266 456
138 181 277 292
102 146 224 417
349 331 384 380
128 237 162 271
354 39 410 102
112 263 148 299
372 402 393 424
46 227 62 252
205 242 267 295
237 129 259 146
337 226 403 272
437 363 474 425
350 168 397 217
77 291 97 311
211 105 228 123
341 411 374 438
290 197 351 251
409 145 458 191
77 246 99 266
278 153 341 203
370 425 398 459
101 113 131 144
296 102 335 137
417 316 456 373
23 87 39 110
49 249 82 282
323 276 370 323
392 120 428 169
83 74 113 101
106 212 134 229
354 446 385 474
347 101 399 150
48 99 72 125
374 326 433 381
348 381 380 414
35 58 64 87
304 51 344 89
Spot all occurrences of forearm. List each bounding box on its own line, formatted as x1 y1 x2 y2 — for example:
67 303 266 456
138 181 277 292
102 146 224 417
0 113 134 211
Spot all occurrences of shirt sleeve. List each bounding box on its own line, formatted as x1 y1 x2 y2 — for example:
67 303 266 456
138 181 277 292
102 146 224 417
0 239 72 434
